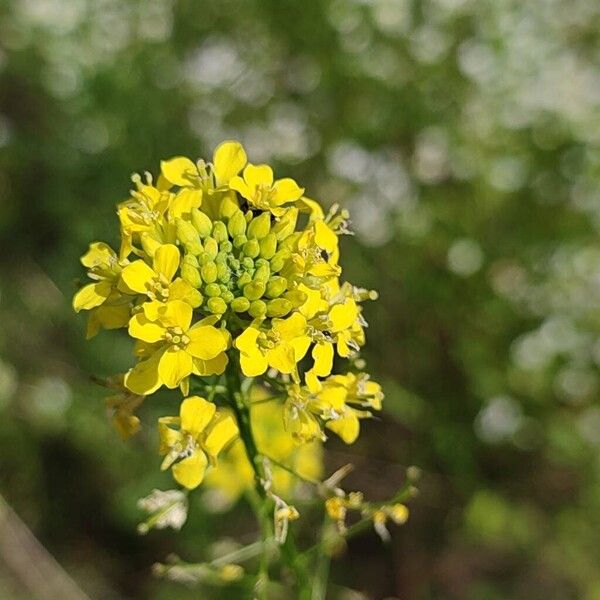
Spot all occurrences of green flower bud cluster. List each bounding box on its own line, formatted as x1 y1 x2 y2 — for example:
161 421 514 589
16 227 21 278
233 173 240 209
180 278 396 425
175 206 305 318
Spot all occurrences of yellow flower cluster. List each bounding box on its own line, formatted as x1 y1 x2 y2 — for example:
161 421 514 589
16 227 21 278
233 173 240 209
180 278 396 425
74 141 383 489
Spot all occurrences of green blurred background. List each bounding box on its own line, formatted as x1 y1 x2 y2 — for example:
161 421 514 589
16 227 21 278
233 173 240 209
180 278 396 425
1 0 600 598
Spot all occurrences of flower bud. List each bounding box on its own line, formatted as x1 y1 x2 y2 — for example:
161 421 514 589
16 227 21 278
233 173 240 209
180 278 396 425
266 276 287 298
231 297 251 313
272 207 298 240
140 232 161 257
181 264 201 288
241 257 255 270
233 234 247 249
204 237 219 259
254 264 270 283
247 212 271 240
227 210 247 237
217 262 230 282
201 262 218 284
176 219 202 255
266 298 293 318
215 251 227 264
198 251 212 266
219 240 233 254
237 272 252 288
284 290 308 308
207 297 227 314
218 195 238 219
182 254 199 268
212 221 228 243
204 283 221 297
270 250 289 273
243 281 266 301
243 239 260 259
191 208 212 238
259 233 277 259
248 299 267 318
221 290 234 304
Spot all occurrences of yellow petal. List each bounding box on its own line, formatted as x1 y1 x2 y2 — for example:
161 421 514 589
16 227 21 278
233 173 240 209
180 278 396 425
73 280 112 312
80 242 116 268
314 220 338 254
272 178 304 205
326 413 360 444
119 260 155 294
305 370 322 394
153 244 180 282
193 353 229 376
161 156 197 186
187 325 228 360
124 349 164 395
229 175 252 200
94 303 131 331
158 347 194 388
172 450 208 489
329 299 358 333
240 351 268 377
234 327 261 355
180 396 215 436
128 313 165 343
290 335 311 362
298 284 324 319
204 415 238 457
312 342 334 377
160 300 193 330
272 312 307 341
267 342 296 374
213 141 247 186
244 164 273 190
158 422 182 455
169 279 202 307
169 188 202 219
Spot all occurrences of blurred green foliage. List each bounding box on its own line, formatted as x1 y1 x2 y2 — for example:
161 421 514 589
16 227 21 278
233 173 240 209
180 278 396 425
1 0 600 598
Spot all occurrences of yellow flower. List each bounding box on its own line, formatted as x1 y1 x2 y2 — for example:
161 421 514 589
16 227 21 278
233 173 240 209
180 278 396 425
125 300 229 394
117 175 172 260
72 242 132 338
234 313 311 378
205 394 323 504
118 243 201 317
159 396 238 489
230 164 304 216
285 372 383 444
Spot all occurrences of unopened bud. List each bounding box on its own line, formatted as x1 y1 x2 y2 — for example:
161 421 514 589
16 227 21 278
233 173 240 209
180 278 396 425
182 254 199 268
231 297 251 313
227 210 247 237
284 290 308 308
204 237 219 259
233 234 247 249
191 208 212 238
221 290 234 304
266 298 293 317
247 212 271 240
176 219 202 255
204 283 221 297
181 264 201 288
272 207 298 240
243 239 260 259
212 221 228 243
207 297 227 314
201 262 218 284
259 233 277 259
248 299 267 318
266 276 287 298
219 240 233 254
243 281 266 301
237 272 252 288
217 262 230 282
218 195 238 219
253 264 270 283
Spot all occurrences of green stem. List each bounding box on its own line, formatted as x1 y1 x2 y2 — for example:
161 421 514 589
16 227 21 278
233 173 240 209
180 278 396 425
224 358 312 599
